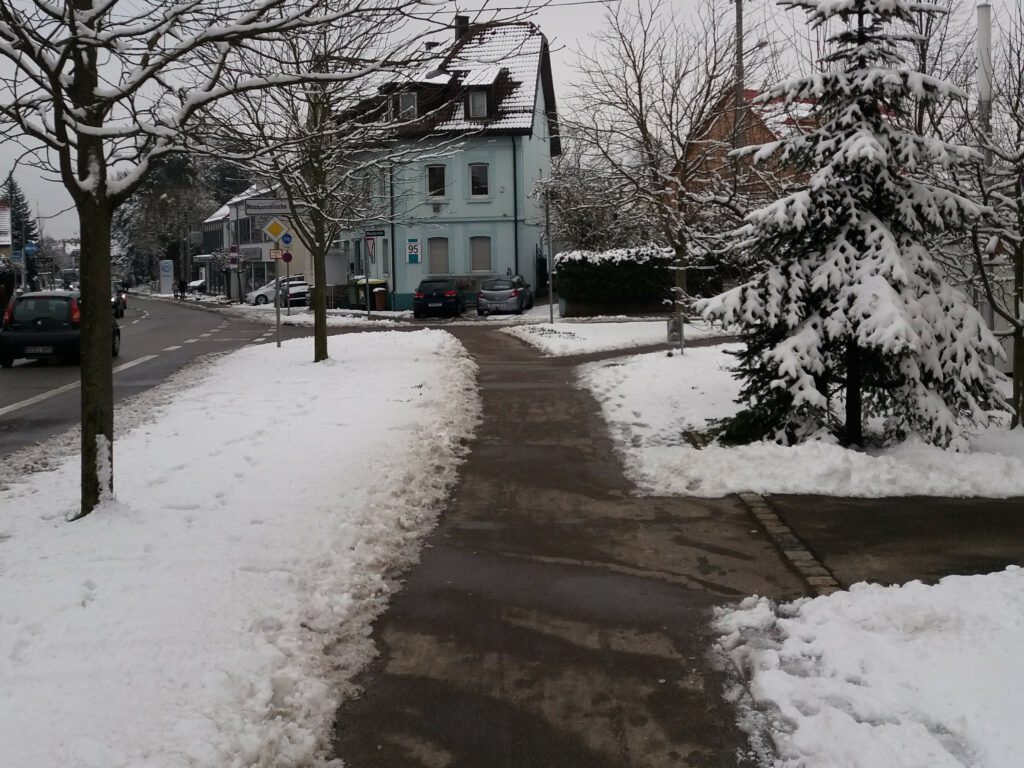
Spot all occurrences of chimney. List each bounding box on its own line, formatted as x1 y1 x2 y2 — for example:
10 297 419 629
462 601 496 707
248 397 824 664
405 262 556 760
454 15 469 40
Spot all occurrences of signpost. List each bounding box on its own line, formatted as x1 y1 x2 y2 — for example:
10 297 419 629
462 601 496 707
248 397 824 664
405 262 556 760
245 199 290 216
282 252 292 316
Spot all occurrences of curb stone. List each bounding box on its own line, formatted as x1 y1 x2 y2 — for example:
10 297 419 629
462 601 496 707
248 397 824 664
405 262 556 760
737 491 842 596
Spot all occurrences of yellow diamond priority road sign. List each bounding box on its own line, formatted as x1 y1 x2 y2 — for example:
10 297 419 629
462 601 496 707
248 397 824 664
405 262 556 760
262 217 288 242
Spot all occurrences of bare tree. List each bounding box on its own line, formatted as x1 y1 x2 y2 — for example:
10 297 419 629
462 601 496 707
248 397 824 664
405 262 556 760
563 0 779 303
0 0 451 518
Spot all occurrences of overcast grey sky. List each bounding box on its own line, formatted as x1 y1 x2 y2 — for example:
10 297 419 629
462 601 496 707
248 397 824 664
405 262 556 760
0 0 998 239
0 1 609 240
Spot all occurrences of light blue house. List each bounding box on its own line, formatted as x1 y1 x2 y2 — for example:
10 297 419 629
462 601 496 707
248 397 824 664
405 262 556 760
332 17 562 310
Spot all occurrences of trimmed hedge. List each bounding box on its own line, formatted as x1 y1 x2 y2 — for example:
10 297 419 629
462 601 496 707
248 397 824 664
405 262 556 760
554 246 675 306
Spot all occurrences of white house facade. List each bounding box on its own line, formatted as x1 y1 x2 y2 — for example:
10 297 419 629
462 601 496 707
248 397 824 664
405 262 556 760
333 18 561 310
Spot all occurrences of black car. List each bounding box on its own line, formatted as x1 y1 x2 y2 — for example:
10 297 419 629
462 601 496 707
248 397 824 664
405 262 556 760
1 291 121 367
413 279 465 319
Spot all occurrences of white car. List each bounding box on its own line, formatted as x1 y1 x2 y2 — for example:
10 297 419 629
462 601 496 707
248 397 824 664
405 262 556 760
245 277 309 306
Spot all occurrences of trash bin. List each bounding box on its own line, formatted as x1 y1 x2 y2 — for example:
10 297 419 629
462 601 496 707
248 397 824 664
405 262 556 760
373 287 387 311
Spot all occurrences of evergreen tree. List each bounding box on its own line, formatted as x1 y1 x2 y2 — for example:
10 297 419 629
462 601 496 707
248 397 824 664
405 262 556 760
4 175 40 287
698 0 1006 448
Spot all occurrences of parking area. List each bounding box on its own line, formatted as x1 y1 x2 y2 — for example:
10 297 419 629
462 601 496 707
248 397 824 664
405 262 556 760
769 494 1024 587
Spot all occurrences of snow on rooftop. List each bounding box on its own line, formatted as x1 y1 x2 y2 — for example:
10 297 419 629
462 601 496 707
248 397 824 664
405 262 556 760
437 23 545 132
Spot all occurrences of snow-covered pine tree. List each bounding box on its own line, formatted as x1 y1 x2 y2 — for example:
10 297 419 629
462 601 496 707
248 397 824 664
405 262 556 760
697 0 1007 448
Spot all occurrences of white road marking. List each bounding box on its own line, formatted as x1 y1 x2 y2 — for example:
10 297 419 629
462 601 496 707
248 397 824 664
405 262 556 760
183 338 199 344
199 333 212 338
0 355 158 418
163 345 182 351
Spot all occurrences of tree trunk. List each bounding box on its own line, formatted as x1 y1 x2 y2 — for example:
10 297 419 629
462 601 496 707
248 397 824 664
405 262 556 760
844 338 863 446
1013 195 1024 428
313 237 328 363
75 200 115 519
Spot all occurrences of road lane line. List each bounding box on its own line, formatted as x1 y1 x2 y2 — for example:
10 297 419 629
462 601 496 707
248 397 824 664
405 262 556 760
0 380 80 417
113 355 157 373
163 345 182 351
0 355 158 418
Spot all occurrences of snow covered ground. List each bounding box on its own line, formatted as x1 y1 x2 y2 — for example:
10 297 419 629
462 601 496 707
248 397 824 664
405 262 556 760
716 567 1024 768
578 344 1024 497
503 319 728 356
0 330 478 767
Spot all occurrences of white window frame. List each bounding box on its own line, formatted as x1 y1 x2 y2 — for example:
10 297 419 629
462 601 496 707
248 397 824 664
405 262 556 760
468 90 488 119
397 92 417 120
427 165 447 199
469 163 489 198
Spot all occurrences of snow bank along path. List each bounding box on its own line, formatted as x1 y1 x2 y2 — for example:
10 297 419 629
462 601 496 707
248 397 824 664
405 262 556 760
502 320 726 356
0 330 479 768
716 567 1024 768
578 345 1024 497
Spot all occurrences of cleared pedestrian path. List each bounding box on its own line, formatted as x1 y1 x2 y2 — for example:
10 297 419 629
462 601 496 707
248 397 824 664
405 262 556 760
332 327 805 767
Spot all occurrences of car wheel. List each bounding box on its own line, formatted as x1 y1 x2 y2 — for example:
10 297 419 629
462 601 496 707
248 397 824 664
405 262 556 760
477 309 485 316
0 355 13 369
255 295 268 305
413 311 423 319
112 332 121 358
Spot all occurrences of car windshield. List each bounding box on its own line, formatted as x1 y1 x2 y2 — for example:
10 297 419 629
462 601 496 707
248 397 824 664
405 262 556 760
12 297 70 323
482 280 514 291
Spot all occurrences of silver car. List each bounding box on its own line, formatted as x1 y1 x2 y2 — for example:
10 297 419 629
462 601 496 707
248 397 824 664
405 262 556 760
476 276 534 316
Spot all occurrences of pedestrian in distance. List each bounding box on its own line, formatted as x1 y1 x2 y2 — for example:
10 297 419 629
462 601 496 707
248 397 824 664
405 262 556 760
178 278 188 300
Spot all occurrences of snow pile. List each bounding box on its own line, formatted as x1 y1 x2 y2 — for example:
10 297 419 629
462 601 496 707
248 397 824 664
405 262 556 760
716 567 1024 768
578 344 1024 496
0 330 479 767
554 245 674 265
503 320 727 356
222 304 400 326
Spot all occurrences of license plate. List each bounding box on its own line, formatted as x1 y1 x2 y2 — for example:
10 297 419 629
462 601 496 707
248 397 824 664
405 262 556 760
25 346 53 354
428 302 442 307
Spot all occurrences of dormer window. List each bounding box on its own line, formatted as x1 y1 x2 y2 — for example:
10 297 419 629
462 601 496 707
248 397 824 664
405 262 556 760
468 90 488 119
396 92 417 120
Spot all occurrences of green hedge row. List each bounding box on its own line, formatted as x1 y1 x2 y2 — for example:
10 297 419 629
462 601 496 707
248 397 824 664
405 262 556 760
554 247 675 306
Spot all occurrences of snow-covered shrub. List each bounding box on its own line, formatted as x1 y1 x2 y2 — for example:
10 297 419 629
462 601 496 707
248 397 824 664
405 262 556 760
554 246 674 308
697 0 1007 448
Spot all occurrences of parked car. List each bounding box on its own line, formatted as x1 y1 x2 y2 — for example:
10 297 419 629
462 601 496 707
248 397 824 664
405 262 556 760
245 276 309 306
413 278 465 319
1 290 120 368
111 282 127 318
476 276 534 316
187 279 207 294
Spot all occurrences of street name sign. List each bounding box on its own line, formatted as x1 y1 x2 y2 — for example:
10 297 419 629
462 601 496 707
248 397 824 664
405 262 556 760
245 199 290 216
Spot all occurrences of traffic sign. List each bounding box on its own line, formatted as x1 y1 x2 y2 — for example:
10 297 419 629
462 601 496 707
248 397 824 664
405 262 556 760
281 233 292 246
262 217 288 242
23 241 38 256
282 251 293 263
269 248 283 260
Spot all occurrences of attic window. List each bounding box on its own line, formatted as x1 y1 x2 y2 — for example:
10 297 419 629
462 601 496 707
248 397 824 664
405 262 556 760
468 90 488 119
396 92 417 120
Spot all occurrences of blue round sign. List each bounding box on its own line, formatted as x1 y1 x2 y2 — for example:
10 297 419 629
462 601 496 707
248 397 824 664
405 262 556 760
281 233 292 245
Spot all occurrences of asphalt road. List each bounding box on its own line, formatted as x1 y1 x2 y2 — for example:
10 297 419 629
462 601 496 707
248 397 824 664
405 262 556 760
0 295 289 459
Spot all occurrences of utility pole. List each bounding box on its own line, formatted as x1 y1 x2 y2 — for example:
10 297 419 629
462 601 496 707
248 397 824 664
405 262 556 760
734 0 745 153
978 2 996 342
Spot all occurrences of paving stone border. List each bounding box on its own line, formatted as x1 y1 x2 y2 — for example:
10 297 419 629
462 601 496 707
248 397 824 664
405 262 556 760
737 491 842 595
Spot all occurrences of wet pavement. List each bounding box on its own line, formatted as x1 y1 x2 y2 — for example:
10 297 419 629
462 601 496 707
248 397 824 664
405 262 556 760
769 495 1024 588
330 325 1024 767
332 328 805 767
